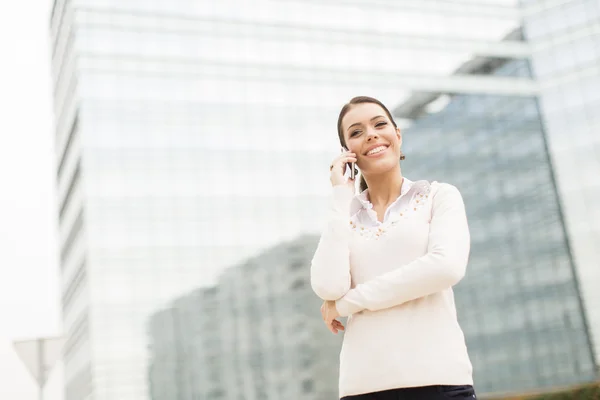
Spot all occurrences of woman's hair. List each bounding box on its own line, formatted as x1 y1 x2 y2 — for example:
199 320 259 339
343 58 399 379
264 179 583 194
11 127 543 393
337 96 404 192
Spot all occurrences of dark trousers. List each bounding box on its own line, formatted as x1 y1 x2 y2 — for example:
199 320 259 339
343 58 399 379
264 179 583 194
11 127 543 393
341 385 476 400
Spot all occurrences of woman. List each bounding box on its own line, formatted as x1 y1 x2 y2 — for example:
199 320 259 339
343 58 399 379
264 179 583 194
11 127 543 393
310 96 477 400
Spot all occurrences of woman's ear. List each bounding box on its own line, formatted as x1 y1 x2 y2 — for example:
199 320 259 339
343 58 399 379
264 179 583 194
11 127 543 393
396 128 402 147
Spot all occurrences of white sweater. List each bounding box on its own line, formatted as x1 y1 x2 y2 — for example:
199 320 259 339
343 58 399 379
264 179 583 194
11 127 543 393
310 178 473 398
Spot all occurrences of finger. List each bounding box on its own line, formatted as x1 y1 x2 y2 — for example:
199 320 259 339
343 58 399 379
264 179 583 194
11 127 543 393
331 157 358 172
325 318 339 330
330 323 338 334
325 321 336 334
332 320 345 330
328 319 342 333
333 153 357 164
335 155 357 164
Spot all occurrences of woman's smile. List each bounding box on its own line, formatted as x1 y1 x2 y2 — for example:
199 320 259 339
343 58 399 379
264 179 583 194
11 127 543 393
364 144 389 157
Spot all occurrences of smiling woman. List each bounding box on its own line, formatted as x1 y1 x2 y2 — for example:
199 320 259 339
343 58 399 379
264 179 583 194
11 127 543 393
336 97 406 193
311 96 477 400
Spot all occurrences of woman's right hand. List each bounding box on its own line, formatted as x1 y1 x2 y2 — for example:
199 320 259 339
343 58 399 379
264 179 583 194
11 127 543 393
330 150 357 187
321 300 345 334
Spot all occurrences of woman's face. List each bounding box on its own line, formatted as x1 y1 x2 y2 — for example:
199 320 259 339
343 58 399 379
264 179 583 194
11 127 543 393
341 102 402 176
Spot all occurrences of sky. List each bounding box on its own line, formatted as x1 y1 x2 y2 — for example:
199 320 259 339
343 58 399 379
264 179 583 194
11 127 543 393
0 1 64 399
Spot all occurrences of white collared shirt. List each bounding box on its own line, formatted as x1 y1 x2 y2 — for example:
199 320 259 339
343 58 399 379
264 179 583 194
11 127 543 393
350 177 415 226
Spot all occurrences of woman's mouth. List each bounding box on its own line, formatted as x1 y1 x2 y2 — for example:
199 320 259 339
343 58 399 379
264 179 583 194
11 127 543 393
365 145 389 156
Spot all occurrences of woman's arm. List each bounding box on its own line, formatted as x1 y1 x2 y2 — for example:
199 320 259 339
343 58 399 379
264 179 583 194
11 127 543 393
335 183 470 317
310 185 354 300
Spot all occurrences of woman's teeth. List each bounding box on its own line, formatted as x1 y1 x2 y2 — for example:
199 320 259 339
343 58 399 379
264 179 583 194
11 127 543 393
367 146 387 155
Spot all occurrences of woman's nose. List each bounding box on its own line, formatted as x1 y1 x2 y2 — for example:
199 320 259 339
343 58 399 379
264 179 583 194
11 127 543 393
365 129 379 140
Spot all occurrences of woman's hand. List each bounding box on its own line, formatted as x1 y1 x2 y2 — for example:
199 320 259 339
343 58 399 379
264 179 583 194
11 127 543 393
321 300 344 334
330 150 357 187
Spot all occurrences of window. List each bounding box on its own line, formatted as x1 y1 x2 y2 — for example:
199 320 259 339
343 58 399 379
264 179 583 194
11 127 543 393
302 379 314 393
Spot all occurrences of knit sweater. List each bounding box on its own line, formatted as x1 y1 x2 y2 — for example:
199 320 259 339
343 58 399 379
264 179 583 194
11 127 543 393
310 178 473 398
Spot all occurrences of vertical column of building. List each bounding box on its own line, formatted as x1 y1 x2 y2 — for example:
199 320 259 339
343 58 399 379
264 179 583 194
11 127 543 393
49 0 93 399
250 258 279 399
522 0 600 372
147 309 179 400
173 292 202 400
267 244 307 400
217 267 245 400
198 288 222 399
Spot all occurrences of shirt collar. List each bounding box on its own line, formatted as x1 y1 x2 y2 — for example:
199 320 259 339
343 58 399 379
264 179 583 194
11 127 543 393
350 177 414 216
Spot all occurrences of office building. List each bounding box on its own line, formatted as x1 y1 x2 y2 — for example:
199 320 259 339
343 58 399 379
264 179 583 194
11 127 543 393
147 287 221 400
148 236 342 400
397 49 597 393
521 0 600 365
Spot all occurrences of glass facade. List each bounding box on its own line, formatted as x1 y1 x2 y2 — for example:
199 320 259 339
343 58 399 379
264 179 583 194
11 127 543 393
401 58 596 393
521 0 600 365
148 236 343 400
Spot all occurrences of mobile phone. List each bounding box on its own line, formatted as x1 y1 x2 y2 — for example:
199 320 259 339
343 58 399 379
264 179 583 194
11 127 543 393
341 147 356 180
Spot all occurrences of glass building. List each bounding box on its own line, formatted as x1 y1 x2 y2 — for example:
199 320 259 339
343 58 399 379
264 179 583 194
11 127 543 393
398 52 596 393
147 286 223 400
48 0 599 399
521 0 600 365
147 236 342 400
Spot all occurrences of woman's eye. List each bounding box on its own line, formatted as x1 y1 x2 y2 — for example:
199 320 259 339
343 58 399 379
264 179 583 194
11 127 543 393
351 130 361 136
376 122 387 127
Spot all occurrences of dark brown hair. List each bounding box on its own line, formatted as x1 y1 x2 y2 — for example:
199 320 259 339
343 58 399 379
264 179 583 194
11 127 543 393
337 96 405 192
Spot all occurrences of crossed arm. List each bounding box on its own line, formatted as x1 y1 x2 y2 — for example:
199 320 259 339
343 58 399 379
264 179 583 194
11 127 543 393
310 183 470 318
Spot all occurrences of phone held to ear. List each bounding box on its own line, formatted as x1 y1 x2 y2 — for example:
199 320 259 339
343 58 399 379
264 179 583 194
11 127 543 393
341 147 356 180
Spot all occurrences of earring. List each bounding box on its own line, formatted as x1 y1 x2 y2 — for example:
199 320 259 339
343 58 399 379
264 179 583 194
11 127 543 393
400 151 406 161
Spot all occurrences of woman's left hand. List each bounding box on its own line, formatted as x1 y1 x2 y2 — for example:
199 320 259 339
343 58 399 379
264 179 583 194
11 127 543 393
321 300 344 334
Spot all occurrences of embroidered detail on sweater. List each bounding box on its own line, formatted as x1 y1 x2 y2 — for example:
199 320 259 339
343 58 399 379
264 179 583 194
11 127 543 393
349 181 433 240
